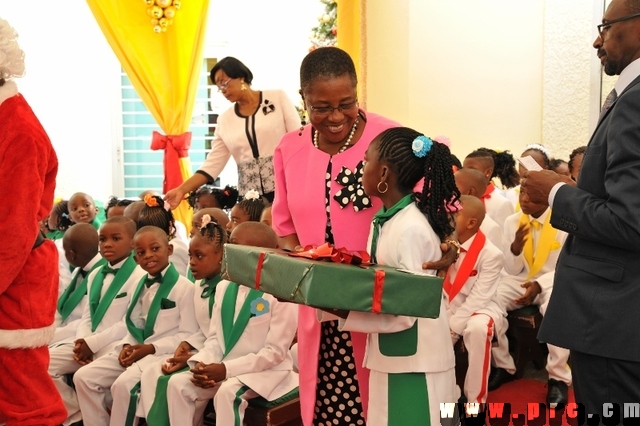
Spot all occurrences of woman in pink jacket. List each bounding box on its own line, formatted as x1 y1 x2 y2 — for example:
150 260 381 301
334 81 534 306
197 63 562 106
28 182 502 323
272 47 399 426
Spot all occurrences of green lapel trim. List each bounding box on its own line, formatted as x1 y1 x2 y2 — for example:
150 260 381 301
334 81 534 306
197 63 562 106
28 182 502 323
124 381 141 426
146 366 190 426
220 282 263 357
57 258 107 321
91 218 102 230
125 264 180 344
370 194 414 263
200 275 222 318
187 268 196 283
46 230 65 241
89 254 137 332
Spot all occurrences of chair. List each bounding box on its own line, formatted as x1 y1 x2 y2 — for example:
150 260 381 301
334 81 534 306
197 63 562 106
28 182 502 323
506 305 547 378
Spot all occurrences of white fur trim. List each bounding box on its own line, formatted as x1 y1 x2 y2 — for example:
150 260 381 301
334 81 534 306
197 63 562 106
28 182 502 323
0 323 56 349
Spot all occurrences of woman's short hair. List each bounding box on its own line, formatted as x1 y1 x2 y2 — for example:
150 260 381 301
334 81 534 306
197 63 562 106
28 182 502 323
300 47 357 93
210 57 253 85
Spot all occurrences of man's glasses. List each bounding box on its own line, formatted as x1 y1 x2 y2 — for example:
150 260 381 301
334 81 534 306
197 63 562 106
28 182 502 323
308 100 358 117
597 12 640 37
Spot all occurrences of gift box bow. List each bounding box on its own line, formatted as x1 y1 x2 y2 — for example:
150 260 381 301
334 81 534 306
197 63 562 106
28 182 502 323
288 243 371 266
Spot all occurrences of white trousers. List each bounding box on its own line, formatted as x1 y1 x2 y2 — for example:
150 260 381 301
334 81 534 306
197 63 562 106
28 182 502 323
367 368 459 426
49 343 83 425
461 314 496 403
166 372 258 426
492 281 572 384
73 351 165 426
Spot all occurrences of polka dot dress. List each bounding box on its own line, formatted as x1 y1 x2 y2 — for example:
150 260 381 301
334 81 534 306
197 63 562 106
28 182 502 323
314 159 366 426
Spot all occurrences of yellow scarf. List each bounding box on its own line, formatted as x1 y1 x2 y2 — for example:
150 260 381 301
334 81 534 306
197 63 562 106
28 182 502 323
519 211 558 279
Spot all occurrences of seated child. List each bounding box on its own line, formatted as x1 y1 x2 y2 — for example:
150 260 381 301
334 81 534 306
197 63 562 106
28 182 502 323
46 199 72 241
454 168 504 249
188 184 239 212
550 159 570 177
260 205 272 227
489 187 571 406
50 223 105 347
335 128 460 426
123 200 145 223
138 194 189 276
49 217 146 426
73 225 198 426
148 222 298 426
444 195 504 404
463 148 517 225
227 189 266 233
568 145 586 182
68 192 101 229
139 214 228 424
191 208 230 238
105 196 135 219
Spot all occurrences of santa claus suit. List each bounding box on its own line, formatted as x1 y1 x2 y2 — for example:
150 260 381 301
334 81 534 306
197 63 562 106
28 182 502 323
73 264 198 426
492 209 571 385
0 78 66 424
443 231 504 403
48 255 146 425
162 280 298 426
340 202 459 426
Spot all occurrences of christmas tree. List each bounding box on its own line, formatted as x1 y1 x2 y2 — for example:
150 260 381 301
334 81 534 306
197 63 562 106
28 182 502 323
310 0 337 49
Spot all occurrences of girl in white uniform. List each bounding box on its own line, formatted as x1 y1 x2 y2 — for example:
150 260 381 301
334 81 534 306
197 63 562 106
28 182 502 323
333 127 461 426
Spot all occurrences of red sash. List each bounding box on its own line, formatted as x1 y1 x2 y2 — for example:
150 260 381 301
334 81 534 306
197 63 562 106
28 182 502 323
481 183 495 206
443 231 486 301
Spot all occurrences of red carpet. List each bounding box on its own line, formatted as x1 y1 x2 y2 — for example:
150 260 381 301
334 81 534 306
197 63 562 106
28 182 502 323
484 378 578 425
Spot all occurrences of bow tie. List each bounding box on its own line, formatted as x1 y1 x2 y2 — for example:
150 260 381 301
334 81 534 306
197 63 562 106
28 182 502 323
530 220 542 231
101 266 119 276
78 269 88 278
145 275 162 288
201 283 216 299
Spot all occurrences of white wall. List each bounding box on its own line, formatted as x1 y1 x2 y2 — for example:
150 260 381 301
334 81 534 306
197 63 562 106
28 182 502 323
365 0 604 163
2 0 322 201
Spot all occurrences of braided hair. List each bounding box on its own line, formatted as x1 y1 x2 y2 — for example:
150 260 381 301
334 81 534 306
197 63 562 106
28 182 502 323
51 200 73 232
105 196 135 218
187 185 239 210
466 148 519 189
137 195 176 239
198 216 229 250
236 192 265 222
375 127 460 241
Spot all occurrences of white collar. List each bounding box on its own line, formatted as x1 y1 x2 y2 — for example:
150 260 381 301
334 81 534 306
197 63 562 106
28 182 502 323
615 57 640 94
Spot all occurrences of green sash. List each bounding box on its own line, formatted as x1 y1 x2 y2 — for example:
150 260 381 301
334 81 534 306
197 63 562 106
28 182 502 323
145 366 190 426
369 194 414 263
91 218 102 230
125 264 180 344
200 275 222 318
89 255 137 332
57 258 107 321
46 229 65 241
221 283 263 357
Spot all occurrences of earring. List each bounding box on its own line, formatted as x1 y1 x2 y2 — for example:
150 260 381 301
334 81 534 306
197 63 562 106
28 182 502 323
377 181 388 194
241 82 247 91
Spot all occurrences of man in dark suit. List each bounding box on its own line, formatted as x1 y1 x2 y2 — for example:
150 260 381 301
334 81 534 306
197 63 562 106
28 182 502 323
522 0 640 419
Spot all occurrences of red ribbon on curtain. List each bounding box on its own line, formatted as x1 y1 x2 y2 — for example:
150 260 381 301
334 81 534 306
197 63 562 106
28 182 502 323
150 130 192 193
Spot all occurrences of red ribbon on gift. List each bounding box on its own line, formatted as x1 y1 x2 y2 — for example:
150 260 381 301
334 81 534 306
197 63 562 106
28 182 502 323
289 243 371 266
150 131 192 194
372 269 386 314
255 252 265 290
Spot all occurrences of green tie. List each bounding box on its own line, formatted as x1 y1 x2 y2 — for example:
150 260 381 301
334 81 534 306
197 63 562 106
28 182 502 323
200 275 222 318
145 275 162 288
101 266 118 276
369 194 414 263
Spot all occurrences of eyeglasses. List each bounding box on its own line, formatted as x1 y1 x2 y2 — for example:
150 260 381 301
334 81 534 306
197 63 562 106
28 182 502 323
308 100 358 117
597 12 640 37
216 78 231 92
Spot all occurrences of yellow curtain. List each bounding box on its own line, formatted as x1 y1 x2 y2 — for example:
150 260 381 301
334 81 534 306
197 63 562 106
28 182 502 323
86 0 210 230
336 0 362 100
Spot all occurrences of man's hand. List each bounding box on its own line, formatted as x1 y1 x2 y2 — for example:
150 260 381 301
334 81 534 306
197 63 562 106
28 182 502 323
514 281 542 306
521 170 569 205
162 341 193 375
423 241 459 277
510 223 530 256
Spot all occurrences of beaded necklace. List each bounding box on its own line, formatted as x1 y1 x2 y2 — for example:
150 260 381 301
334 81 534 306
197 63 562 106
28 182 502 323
313 118 359 154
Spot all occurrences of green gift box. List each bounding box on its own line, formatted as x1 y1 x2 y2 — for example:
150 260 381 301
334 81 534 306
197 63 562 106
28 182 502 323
221 244 443 318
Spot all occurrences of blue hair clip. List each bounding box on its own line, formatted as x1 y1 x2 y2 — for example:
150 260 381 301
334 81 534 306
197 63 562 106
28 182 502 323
412 135 433 158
